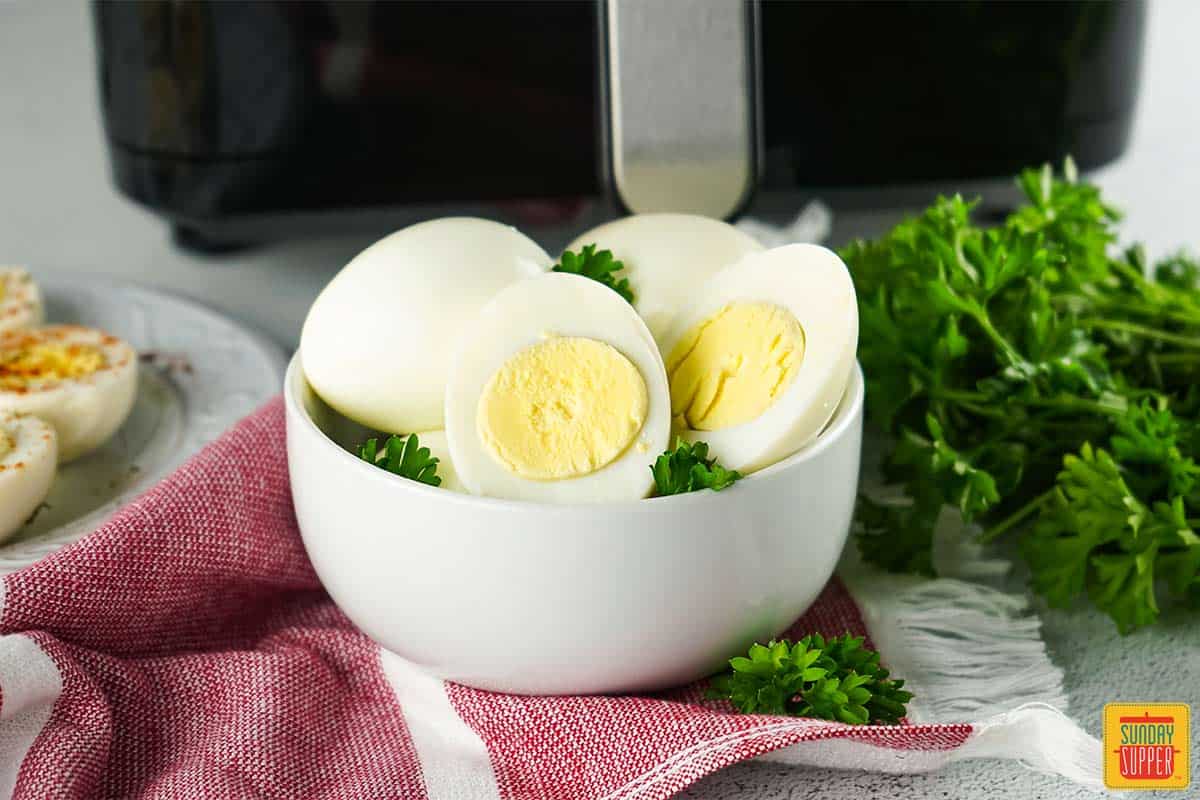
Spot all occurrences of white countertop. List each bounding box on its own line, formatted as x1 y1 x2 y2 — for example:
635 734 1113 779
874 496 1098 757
2 2 1198 798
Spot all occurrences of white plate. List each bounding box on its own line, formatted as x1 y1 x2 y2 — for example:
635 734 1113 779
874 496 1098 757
0 274 286 572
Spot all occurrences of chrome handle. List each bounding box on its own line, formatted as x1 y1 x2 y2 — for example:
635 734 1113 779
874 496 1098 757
604 0 759 219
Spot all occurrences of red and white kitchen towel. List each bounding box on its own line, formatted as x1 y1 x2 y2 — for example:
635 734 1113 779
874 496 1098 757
0 399 1101 799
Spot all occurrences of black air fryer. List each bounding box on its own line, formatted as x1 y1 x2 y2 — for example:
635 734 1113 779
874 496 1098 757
93 0 1145 248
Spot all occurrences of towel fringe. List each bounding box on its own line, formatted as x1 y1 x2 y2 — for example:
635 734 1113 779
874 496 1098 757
843 561 1069 721
959 703 1104 790
840 551 1102 787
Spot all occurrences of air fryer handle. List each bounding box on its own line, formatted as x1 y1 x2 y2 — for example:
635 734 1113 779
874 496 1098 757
602 0 760 219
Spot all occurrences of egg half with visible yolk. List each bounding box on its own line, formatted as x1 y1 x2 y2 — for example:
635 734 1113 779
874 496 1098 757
445 273 671 503
0 412 57 542
0 325 138 463
0 267 44 333
659 243 858 474
565 214 763 347
301 218 552 434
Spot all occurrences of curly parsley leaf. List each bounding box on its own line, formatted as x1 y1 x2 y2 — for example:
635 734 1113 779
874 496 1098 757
1021 407 1200 633
1153 251 1200 292
853 494 938 578
651 438 741 496
358 433 442 487
843 159 1200 632
552 244 635 304
708 634 912 724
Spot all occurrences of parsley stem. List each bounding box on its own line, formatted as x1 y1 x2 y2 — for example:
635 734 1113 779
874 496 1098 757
928 387 1010 419
931 388 1123 419
952 229 980 283
967 311 1026 368
929 387 993 405
1140 352 1200 365
1082 300 1200 328
1081 318 1200 349
977 489 1056 543
1019 395 1125 416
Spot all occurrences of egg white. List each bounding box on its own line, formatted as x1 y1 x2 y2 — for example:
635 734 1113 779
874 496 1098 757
566 214 763 347
660 243 858 474
0 325 138 463
0 413 57 543
0 267 44 333
444 273 671 504
301 218 551 434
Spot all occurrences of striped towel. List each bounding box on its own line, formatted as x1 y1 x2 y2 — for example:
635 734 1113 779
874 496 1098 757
0 400 1101 798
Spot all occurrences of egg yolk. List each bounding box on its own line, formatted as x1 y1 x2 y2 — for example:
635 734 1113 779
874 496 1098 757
0 343 106 391
477 337 648 480
667 302 804 431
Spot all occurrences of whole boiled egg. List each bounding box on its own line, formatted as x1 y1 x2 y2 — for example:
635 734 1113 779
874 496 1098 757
0 325 138 463
445 272 671 503
301 218 552 434
659 243 858 474
565 214 763 346
0 267 44 333
0 412 57 543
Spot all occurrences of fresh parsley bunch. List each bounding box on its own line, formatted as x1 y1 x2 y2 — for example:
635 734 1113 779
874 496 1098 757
358 433 441 487
708 634 912 724
553 244 635 304
844 158 1200 632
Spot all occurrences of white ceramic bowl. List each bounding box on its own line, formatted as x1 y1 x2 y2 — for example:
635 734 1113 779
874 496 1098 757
285 356 863 695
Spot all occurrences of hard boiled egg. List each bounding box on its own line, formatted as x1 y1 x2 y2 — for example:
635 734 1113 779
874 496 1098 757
0 267 44 333
445 272 671 503
565 214 763 346
0 413 57 543
660 243 858 474
301 218 552 434
0 325 138 463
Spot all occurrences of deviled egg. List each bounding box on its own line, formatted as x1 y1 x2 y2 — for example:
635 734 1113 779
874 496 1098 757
0 325 138 463
660 243 858 474
301 218 552 434
0 412 57 542
445 272 671 503
0 267 44 333
565 214 763 345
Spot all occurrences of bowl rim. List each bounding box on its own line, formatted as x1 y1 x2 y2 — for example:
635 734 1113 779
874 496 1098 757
284 354 864 513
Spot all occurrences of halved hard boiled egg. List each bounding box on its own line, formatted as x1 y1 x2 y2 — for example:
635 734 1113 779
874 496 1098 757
566 214 763 346
0 325 138 463
660 243 858 474
445 272 671 503
0 267 44 333
301 218 552 434
0 413 57 543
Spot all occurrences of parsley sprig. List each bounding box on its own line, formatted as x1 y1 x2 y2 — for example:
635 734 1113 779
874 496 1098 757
845 158 1200 632
553 244 635 304
652 438 741 496
708 634 912 724
358 433 441 487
